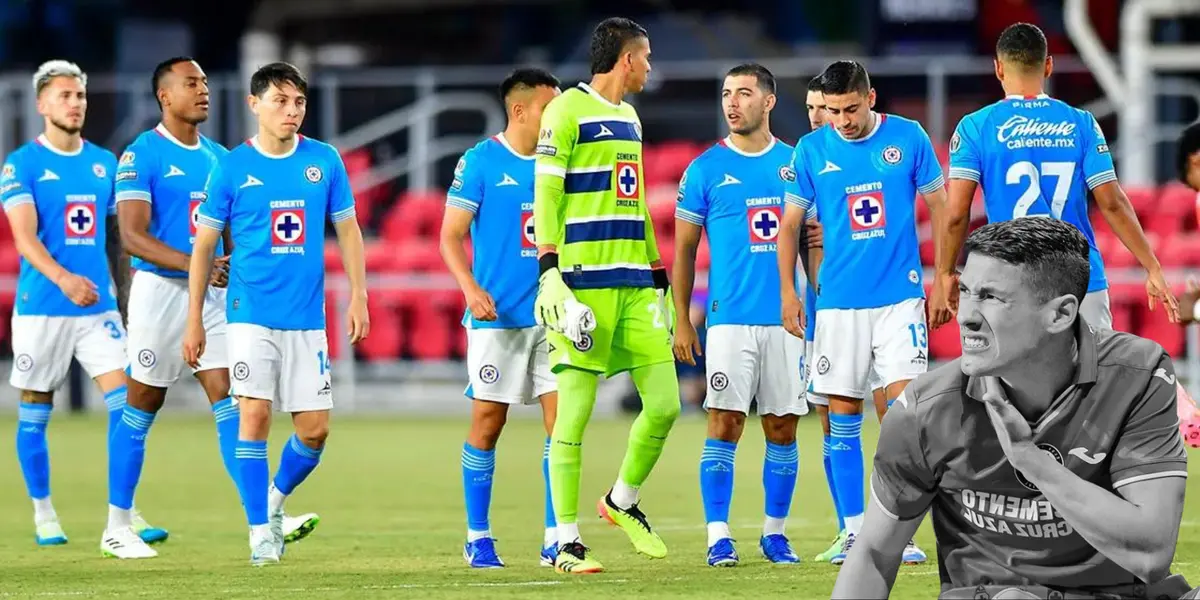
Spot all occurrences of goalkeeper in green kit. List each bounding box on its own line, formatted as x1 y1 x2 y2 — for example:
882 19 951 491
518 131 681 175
533 17 680 575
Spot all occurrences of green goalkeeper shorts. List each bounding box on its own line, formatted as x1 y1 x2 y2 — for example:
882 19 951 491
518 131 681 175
548 287 674 377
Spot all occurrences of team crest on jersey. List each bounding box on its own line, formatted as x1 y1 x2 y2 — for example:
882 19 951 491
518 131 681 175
848 192 886 240
271 209 306 249
615 162 639 199
521 211 537 253
92 163 107 178
881 145 902 165
479 364 500 384
778 165 796 183
304 165 323 183
1015 443 1063 491
119 151 135 167
455 157 467 176
710 372 729 391
189 197 203 237
949 132 961 154
64 203 97 243
747 206 782 246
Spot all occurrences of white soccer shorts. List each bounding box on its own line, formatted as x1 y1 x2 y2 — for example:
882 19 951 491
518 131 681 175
226 323 333 413
805 341 886 407
1079 290 1113 331
464 326 556 405
127 270 228 387
810 298 928 399
703 324 808 416
10 309 128 392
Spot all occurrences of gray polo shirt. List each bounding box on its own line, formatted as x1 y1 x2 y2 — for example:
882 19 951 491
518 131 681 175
871 319 1188 591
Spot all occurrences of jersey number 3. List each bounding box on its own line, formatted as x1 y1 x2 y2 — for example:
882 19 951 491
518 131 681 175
1007 161 1075 219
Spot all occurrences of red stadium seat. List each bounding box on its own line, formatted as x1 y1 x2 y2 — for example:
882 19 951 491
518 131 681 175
340 148 381 227
325 292 343 359
380 190 445 242
645 141 699 188
364 239 396 272
1157 232 1200 268
1109 299 1134 333
392 240 444 272
1123 186 1157 218
406 301 452 360
928 320 961 360
357 296 404 361
1135 300 1184 356
324 241 344 273
0 244 20 274
1156 184 1198 231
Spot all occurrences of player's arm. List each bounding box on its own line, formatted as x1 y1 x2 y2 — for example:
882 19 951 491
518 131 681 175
105 191 131 322
114 149 191 272
935 120 981 327
804 210 823 285
672 162 706 363
779 148 810 338
188 167 229 323
531 97 578 330
328 151 369 344
833 393 936 599
439 152 495 321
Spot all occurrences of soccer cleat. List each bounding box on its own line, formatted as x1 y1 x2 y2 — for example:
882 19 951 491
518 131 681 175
830 532 856 565
463 537 505 568
269 510 285 557
902 539 927 564
1177 383 1200 448
597 493 668 559
249 530 280 566
814 529 847 562
131 509 168 545
707 538 739 567
760 534 800 564
283 512 320 544
554 541 604 574
539 543 558 567
35 520 68 546
100 527 158 559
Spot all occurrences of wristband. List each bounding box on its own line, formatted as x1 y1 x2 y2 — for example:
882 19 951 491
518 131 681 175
652 267 669 290
538 252 559 276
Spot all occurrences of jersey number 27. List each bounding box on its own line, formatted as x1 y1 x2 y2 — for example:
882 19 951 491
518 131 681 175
1007 161 1075 219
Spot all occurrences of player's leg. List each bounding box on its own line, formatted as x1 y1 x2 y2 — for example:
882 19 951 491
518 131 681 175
10 314 72 546
598 287 680 560
811 307 872 564
546 288 617 574
225 323 282 565
1078 289 1114 330
868 366 888 422
696 324 752 567
808 339 846 561
192 285 241 489
872 297 931 565
270 329 334 560
530 327 559 566
755 328 805 564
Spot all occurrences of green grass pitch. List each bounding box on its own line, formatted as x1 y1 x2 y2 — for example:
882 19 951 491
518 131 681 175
0 412 1197 599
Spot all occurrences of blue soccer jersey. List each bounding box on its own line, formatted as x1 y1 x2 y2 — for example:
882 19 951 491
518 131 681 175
446 134 538 329
115 124 227 278
1 135 118 316
949 94 1114 293
197 135 356 331
786 114 944 310
675 137 799 327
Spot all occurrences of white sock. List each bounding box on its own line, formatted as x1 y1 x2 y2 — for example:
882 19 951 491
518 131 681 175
543 527 557 548
609 480 639 509
706 521 731 547
268 484 286 516
107 505 132 531
250 523 272 542
557 522 581 547
32 497 56 524
763 516 786 537
845 514 864 536
466 528 491 542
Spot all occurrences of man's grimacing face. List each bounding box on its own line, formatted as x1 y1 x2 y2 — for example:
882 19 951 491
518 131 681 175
957 253 1063 376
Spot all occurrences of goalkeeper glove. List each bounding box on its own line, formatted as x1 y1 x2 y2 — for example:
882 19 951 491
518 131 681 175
652 267 675 338
534 266 575 332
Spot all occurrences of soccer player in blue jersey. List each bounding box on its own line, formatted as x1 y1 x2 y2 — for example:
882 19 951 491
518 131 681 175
0 59 165 553
933 22 1179 330
183 62 369 566
109 57 319 558
673 63 806 567
439 67 562 569
779 60 945 565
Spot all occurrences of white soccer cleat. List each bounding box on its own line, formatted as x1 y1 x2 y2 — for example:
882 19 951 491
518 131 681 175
249 529 280 566
35 520 68 546
100 527 158 559
283 512 320 544
269 511 285 556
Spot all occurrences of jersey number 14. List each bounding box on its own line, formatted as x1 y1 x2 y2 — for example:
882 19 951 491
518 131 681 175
1006 161 1075 219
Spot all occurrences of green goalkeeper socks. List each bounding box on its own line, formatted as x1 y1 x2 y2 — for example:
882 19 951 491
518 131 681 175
549 367 599 525
618 361 681 488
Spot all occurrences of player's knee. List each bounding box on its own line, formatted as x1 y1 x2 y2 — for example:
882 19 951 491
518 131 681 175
295 423 329 448
643 395 681 426
706 409 745 442
126 379 166 413
761 415 799 445
19 389 52 406
469 402 508 448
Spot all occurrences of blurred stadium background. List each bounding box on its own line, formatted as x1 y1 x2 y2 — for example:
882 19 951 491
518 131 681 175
0 0 1198 413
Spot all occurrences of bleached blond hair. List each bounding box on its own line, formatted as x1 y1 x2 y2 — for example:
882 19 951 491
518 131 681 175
32 60 87 96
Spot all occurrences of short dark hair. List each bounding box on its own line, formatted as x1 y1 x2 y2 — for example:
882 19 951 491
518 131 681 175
499 68 560 103
806 75 823 94
819 61 870 96
964 217 1091 303
725 63 776 95
151 56 196 110
250 62 307 98
1176 122 1200 185
996 22 1048 71
589 17 648 75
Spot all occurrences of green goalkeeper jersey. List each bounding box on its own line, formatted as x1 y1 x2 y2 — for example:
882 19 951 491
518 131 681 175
534 83 661 290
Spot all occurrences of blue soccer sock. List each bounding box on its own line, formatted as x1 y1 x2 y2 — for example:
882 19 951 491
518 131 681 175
211 398 240 488
762 441 798 535
273 434 323 499
700 438 737 544
829 412 865 535
542 437 556 537
462 442 495 539
823 435 845 531
16 403 52 503
235 440 269 526
104 386 127 444
107 405 155 511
